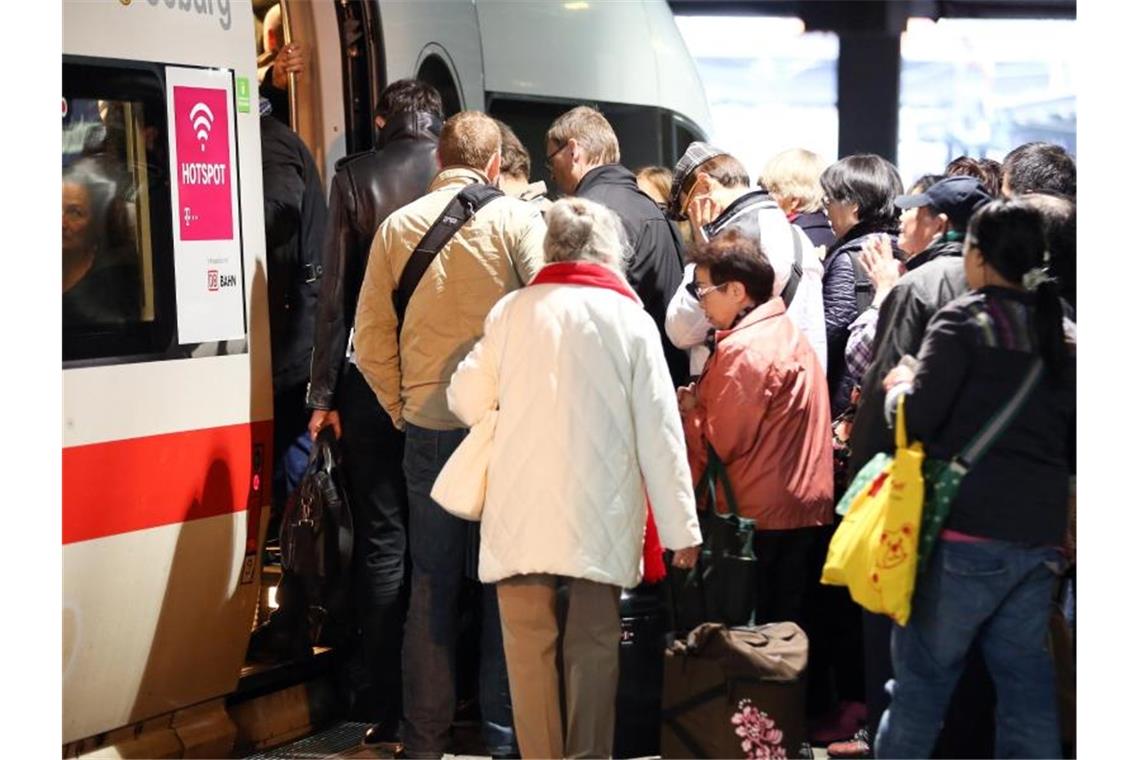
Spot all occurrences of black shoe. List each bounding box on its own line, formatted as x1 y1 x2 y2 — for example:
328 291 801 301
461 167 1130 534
246 619 312 663
361 725 405 757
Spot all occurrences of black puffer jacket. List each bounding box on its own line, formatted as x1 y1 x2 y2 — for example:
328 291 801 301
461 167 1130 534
576 164 689 386
307 111 442 410
822 222 901 417
261 114 327 391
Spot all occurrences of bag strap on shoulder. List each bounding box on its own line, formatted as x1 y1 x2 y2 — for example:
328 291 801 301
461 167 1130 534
780 227 804 307
700 442 743 518
393 182 504 333
954 358 1044 472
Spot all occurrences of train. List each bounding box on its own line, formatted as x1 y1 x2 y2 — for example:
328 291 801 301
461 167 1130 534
61 0 711 756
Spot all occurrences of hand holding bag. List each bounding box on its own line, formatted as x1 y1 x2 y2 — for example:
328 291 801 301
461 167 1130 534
430 408 497 521
821 395 924 625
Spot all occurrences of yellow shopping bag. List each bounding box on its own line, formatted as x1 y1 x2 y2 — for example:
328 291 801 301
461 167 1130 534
821 396 924 625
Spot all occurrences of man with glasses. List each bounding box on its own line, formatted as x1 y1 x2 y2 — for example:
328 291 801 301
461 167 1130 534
545 105 689 386
664 142 826 381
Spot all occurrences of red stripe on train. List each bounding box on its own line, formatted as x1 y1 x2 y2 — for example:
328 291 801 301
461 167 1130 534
63 421 274 545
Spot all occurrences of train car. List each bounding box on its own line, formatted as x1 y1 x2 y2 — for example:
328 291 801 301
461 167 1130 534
62 1 710 757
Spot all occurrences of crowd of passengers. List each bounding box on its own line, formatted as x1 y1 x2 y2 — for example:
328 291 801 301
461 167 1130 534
248 73 1076 760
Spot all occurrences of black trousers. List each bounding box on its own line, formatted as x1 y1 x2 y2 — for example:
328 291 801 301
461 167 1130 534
338 363 410 738
753 528 817 628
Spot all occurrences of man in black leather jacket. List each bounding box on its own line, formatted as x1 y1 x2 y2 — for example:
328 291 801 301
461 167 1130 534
306 79 443 749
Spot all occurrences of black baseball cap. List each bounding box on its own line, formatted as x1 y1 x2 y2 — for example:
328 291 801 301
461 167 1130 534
895 176 992 230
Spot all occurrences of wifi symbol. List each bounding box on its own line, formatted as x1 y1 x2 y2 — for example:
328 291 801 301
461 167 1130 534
190 102 216 152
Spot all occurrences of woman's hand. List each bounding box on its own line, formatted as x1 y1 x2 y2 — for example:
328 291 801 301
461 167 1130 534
858 234 903 308
677 384 698 412
671 545 701 569
882 363 916 392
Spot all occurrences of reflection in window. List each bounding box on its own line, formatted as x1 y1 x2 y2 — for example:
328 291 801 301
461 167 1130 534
674 16 839 179
61 97 155 329
898 18 1076 185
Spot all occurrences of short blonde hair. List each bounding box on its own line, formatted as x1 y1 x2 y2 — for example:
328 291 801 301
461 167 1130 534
759 148 826 213
439 111 501 170
546 106 620 166
543 197 630 272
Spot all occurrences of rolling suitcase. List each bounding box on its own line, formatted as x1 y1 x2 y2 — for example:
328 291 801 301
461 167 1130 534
661 622 808 759
613 584 668 758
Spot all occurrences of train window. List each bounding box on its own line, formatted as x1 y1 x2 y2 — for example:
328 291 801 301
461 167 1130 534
63 59 175 364
487 95 705 195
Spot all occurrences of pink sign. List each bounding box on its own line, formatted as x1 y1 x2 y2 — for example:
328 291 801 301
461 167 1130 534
173 86 233 241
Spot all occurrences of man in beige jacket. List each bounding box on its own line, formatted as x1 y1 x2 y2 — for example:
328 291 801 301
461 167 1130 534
353 110 545 758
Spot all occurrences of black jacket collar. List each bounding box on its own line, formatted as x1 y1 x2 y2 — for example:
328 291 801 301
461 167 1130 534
906 236 963 271
378 111 443 148
575 163 639 195
706 190 777 237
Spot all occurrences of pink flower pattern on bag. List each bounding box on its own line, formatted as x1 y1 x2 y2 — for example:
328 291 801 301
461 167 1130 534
730 698 787 759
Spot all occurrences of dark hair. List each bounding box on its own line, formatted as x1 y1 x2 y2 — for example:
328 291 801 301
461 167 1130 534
375 79 443 121
967 199 1068 381
1024 193 1076 309
495 119 530 179
820 154 904 232
1001 142 1075 199
908 173 945 195
682 153 751 197
687 229 774 304
945 155 1002 198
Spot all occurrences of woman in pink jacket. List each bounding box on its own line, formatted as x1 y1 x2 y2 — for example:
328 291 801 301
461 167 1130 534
680 230 834 626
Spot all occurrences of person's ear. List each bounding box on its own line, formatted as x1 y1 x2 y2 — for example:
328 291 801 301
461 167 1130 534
935 212 950 234
567 137 579 164
728 280 747 301
485 151 502 182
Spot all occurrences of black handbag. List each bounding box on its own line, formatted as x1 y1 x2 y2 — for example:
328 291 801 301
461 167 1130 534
669 443 759 631
279 426 354 637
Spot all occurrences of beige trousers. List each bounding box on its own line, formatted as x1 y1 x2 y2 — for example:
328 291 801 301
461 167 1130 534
496 574 622 759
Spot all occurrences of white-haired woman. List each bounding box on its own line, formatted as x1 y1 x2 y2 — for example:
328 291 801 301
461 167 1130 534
447 197 702 759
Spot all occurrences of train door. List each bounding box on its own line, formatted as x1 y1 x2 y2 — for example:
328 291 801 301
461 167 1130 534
62 0 271 752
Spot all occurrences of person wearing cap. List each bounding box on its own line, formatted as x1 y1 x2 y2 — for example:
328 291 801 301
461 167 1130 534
663 142 827 380
833 174 992 758
545 105 689 386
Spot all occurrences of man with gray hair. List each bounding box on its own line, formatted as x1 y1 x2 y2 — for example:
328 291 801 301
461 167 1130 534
545 105 689 385
354 109 545 759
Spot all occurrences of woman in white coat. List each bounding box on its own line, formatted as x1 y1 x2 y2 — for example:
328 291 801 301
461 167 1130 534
447 197 703 759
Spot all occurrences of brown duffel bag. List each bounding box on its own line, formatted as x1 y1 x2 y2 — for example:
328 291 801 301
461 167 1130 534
661 622 808 759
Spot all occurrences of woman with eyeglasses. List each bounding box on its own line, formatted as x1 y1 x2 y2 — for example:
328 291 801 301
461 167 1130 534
819 154 904 418
678 229 833 628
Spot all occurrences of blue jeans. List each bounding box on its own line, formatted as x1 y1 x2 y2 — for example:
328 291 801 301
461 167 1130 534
875 538 1064 759
401 423 515 757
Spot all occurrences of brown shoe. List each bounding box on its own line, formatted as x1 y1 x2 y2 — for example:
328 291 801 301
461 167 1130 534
827 728 871 758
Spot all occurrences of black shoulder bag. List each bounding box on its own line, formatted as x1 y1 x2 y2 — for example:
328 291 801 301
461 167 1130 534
392 183 504 334
668 443 759 631
780 225 805 307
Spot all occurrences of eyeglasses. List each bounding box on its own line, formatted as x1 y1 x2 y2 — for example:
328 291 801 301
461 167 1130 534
686 281 727 300
545 142 569 172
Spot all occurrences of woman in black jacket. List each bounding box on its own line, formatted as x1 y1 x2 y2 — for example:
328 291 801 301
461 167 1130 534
874 199 1075 759
819 155 904 417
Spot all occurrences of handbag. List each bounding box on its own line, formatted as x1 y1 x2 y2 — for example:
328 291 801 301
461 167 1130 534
917 359 1044 571
821 395 925 625
430 408 497 521
669 443 758 630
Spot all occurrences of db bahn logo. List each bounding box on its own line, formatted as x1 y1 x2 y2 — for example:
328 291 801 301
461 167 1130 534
207 269 237 292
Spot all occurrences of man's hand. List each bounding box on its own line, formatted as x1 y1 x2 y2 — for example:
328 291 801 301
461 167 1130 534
271 42 305 90
882 363 916 392
688 194 722 234
671 545 701 569
308 408 342 440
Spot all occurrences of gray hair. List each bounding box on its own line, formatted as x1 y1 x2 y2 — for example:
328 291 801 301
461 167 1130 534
543 197 631 272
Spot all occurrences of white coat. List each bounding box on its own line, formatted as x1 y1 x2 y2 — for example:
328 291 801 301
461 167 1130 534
447 282 703 588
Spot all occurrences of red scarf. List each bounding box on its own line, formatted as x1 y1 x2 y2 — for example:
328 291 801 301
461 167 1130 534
530 261 667 584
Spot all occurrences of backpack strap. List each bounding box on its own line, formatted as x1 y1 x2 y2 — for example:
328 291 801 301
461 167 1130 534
780 227 804 307
393 183 504 333
845 248 874 313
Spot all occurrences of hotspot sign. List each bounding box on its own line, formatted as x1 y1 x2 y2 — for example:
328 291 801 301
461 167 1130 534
166 67 244 344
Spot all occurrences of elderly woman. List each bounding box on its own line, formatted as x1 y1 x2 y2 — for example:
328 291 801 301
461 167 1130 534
446 197 702 759
759 147 835 249
679 229 833 628
819 154 904 417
